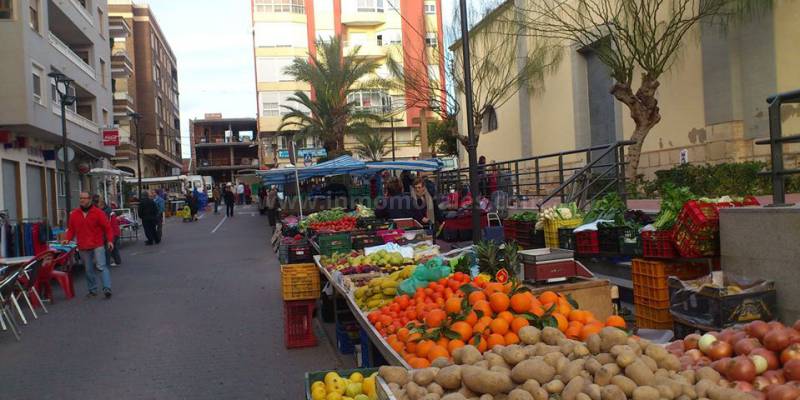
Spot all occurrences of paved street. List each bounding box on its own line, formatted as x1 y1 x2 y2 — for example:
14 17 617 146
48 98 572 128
0 205 349 399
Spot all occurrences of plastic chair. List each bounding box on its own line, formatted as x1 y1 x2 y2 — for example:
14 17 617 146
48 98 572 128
0 265 26 341
13 257 46 323
34 250 75 302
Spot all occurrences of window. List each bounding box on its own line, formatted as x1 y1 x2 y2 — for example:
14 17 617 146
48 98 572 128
347 90 390 113
254 0 304 14
156 96 163 116
29 0 39 31
424 2 436 14
481 105 498 133
357 0 384 12
260 91 309 117
428 64 439 82
256 57 294 82
32 63 44 104
102 109 109 126
100 58 106 87
382 29 402 45
425 32 438 47
348 32 368 47
0 0 13 19
97 8 104 36
254 22 307 48
51 78 77 113
155 66 161 85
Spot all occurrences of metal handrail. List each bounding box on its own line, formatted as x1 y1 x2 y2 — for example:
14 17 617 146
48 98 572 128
755 89 800 206
536 140 634 209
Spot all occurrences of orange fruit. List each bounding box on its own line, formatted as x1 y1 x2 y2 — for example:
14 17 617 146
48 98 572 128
489 292 510 313
554 313 568 332
529 305 544 317
468 291 486 305
538 291 558 305
510 293 532 313
416 340 434 357
472 300 493 318
557 298 572 315
504 331 520 345
580 323 603 341
497 311 514 324
469 335 488 352
564 325 581 340
606 315 627 328
397 327 410 342
445 297 462 314
390 340 405 353
450 321 473 341
502 282 513 294
487 333 506 349
409 357 431 368
511 317 530 334
436 336 450 349
425 309 446 328
472 322 489 335
448 339 465 353
568 310 585 323
406 340 418 354
484 282 505 295
427 345 450 362
490 318 510 335
463 311 478 326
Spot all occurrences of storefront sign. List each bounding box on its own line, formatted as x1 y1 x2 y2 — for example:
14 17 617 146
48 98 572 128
102 129 120 146
277 148 327 159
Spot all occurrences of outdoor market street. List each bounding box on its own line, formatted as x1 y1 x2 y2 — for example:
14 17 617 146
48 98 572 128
0 205 348 399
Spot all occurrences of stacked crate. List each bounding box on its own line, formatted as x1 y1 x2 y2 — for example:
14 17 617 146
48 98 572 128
631 259 710 329
281 263 321 348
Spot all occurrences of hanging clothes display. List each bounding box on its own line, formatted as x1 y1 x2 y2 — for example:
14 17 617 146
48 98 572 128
0 218 51 257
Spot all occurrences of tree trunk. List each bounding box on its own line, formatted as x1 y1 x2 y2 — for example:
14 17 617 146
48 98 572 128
610 76 662 180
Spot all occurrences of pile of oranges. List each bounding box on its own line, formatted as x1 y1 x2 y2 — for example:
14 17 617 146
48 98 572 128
366 272 627 369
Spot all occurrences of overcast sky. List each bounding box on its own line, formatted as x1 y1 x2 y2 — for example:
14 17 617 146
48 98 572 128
142 0 491 158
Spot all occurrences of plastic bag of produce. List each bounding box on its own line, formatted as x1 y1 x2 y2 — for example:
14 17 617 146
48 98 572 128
398 257 452 295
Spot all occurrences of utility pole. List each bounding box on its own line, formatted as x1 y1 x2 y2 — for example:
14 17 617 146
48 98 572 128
386 96 396 162
48 72 76 225
459 0 482 243
128 112 143 197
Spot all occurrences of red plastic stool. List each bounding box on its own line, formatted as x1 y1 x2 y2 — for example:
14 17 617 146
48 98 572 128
50 270 75 300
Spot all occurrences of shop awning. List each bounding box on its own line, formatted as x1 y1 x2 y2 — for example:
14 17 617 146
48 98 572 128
88 168 134 177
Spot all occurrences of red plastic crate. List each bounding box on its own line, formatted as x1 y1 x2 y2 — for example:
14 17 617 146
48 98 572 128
674 229 719 258
575 231 600 255
284 300 317 349
641 230 677 259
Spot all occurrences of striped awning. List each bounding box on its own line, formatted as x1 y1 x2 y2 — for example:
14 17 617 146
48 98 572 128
365 159 441 172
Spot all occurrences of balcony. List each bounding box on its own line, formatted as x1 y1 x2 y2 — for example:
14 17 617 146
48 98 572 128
109 17 131 39
341 7 385 26
52 103 99 133
48 32 95 79
68 0 94 26
194 137 257 148
111 50 133 78
113 92 135 117
343 42 386 59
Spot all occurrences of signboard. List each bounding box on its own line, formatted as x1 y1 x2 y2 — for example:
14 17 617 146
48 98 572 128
278 148 328 159
303 153 312 167
204 113 223 119
679 149 689 164
102 129 120 146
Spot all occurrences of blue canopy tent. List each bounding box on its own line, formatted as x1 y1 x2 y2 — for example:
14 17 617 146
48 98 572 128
364 159 442 172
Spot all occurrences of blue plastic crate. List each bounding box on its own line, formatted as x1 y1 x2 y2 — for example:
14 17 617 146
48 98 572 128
336 324 359 355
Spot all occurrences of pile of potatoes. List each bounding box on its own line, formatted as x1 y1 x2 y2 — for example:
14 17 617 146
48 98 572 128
379 326 756 400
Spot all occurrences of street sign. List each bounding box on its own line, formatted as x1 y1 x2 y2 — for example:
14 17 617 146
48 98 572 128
102 129 120 146
303 153 312 166
57 147 75 162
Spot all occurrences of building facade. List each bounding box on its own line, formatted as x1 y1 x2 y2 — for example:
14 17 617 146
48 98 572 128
0 0 114 223
108 0 181 178
189 116 259 184
250 0 445 166
453 1 800 179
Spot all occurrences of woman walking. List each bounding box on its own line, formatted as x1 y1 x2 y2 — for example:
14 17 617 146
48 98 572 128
265 186 279 228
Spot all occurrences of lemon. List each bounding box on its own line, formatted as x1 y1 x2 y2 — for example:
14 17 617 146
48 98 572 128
324 372 341 387
325 393 342 400
349 372 364 383
311 386 327 400
311 381 325 392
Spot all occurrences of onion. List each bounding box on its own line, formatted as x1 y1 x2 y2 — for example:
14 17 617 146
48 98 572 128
754 376 773 391
719 328 737 343
751 348 781 370
712 357 733 375
767 384 800 400
697 356 712 367
783 359 800 381
768 321 786 331
793 320 800 332
685 349 703 362
666 340 685 356
764 329 791 352
709 340 734 361
727 356 757 382
699 333 718 354
751 354 768 374
684 333 701 350
763 370 786 385
779 343 800 365
787 329 800 345
733 381 754 392
731 330 749 344
749 391 767 400
748 321 770 340
735 338 762 356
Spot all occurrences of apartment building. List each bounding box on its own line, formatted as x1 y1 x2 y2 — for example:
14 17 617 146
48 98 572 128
189 115 258 184
108 0 181 178
250 0 445 166
452 0 800 179
0 0 114 223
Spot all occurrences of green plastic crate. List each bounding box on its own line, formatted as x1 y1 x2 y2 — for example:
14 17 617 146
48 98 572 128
317 232 352 256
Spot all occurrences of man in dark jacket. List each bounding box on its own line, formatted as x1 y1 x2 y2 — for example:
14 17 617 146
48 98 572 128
138 191 160 245
223 184 236 217
375 178 418 220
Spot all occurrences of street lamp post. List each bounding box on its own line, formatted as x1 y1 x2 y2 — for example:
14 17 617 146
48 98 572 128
127 111 143 198
458 0 482 243
48 72 76 225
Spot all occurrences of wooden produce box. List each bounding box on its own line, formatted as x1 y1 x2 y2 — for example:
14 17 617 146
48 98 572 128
526 277 614 322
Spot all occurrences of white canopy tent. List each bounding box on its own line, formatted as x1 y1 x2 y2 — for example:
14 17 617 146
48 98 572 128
88 168 134 208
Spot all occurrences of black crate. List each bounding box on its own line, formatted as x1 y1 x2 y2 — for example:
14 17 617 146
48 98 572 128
671 314 715 340
531 230 546 248
668 277 777 328
557 228 575 250
597 225 623 254
352 235 384 250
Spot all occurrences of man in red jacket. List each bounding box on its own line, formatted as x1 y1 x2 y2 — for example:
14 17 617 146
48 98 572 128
64 192 114 298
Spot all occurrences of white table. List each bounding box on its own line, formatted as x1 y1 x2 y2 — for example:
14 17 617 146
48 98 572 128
0 256 34 267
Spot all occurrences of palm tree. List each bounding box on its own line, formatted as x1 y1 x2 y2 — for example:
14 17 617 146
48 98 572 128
279 37 383 154
353 129 391 161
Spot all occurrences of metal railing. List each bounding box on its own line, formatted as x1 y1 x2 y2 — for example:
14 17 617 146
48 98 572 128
755 89 800 206
436 140 634 210
48 32 95 79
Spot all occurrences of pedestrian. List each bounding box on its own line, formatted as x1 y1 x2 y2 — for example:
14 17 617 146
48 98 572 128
138 191 160 245
106 207 122 267
411 176 439 228
186 191 198 221
401 170 413 193
258 185 268 215
265 185 279 228
153 189 165 240
236 182 245 205
212 185 221 214
224 184 235 217
63 192 114 299
244 184 252 205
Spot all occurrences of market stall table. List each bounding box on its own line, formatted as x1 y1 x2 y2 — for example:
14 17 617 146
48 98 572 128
0 256 34 267
313 255 410 369
440 211 489 230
